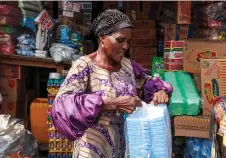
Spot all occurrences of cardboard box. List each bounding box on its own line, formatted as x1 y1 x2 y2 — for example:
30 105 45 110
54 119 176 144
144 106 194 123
132 20 155 29
164 41 184 71
164 24 193 41
176 1 191 24
132 29 156 39
0 79 26 102
174 116 210 138
0 64 21 79
193 73 201 95
200 59 226 117
130 39 157 47
130 47 157 57
183 40 226 73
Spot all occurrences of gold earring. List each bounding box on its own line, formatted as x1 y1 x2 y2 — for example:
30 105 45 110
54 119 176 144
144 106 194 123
101 42 104 48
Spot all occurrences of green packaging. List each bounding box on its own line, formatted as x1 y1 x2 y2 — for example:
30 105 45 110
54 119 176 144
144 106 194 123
151 56 164 79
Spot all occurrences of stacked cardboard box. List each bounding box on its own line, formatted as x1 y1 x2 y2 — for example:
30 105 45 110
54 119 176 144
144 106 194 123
130 20 157 69
0 64 27 119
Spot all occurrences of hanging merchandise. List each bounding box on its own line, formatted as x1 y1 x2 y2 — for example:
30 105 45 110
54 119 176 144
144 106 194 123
125 102 172 158
164 71 201 116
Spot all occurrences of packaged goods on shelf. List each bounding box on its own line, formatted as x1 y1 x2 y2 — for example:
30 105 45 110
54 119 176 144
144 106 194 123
164 41 184 71
164 71 201 116
47 74 73 157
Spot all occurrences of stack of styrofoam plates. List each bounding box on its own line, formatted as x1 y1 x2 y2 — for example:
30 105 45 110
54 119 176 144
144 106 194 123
125 103 172 158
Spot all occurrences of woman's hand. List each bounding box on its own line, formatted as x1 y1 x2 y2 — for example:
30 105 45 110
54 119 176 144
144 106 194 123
152 90 169 105
102 96 141 114
116 96 141 114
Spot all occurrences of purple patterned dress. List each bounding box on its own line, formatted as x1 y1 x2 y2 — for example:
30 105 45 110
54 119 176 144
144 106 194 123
51 56 172 158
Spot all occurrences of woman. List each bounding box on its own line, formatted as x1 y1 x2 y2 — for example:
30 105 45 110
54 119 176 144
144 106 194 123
51 9 173 158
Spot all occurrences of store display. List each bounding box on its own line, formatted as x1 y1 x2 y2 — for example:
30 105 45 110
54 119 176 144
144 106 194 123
183 40 226 73
47 75 73 157
201 59 226 117
16 35 35 56
50 43 82 63
164 41 184 71
125 102 172 158
164 71 201 116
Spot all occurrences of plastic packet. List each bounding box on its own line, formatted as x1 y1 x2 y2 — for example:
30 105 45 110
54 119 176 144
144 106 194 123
124 102 172 158
0 5 22 17
16 49 35 56
0 26 21 34
0 16 21 25
17 35 35 45
151 56 164 79
0 114 38 157
0 45 16 55
184 138 213 158
23 17 36 32
17 44 35 51
164 71 201 116
0 34 16 45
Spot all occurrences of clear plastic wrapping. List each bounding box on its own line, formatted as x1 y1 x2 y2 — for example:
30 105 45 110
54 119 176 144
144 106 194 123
0 114 38 157
164 71 201 116
124 102 172 158
184 138 213 158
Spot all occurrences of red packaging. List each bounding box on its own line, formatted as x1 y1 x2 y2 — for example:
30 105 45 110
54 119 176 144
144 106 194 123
0 34 16 45
0 45 16 55
0 16 21 25
0 5 22 17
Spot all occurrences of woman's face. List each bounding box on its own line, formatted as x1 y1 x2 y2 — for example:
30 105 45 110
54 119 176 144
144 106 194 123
101 28 132 62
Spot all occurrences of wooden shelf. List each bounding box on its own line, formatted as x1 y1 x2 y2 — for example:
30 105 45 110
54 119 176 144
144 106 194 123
0 54 71 73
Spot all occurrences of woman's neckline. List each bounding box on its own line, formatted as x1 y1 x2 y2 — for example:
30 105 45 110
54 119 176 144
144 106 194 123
87 53 122 72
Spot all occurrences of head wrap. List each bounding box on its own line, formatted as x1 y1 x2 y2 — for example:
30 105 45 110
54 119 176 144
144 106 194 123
85 9 133 40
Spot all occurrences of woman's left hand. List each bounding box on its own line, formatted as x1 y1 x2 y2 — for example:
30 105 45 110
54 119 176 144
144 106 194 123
152 90 169 105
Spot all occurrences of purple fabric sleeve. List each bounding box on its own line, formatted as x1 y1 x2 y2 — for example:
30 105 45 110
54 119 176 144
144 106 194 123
51 93 103 141
130 59 173 103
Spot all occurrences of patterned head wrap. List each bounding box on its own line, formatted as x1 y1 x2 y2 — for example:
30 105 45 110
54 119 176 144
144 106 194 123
85 9 133 39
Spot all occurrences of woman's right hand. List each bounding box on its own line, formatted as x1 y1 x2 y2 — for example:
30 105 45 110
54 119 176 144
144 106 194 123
115 96 141 114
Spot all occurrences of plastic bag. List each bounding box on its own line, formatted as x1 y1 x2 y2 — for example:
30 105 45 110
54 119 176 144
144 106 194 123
124 102 172 158
184 138 213 158
16 49 35 57
50 43 81 63
17 44 35 51
0 114 38 157
17 34 35 45
0 5 22 17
